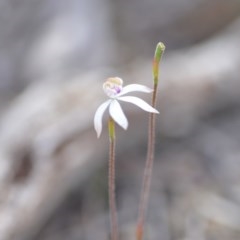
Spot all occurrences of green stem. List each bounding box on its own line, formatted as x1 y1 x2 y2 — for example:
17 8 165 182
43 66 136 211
108 117 118 240
136 42 165 240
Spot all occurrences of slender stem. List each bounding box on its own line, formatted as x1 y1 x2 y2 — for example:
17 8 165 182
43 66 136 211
108 117 119 240
136 85 157 240
136 43 165 240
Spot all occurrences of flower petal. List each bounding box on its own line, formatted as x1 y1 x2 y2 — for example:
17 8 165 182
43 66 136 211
109 100 128 130
118 96 159 113
94 100 111 138
117 84 153 96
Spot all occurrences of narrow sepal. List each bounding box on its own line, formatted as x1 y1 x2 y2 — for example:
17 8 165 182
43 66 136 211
117 84 153 97
94 100 111 137
118 96 159 113
109 100 128 130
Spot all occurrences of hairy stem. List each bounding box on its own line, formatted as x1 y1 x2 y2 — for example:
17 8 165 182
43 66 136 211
136 43 165 240
108 117 118 240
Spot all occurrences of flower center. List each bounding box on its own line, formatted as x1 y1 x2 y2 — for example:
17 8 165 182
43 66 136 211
103 77 123 98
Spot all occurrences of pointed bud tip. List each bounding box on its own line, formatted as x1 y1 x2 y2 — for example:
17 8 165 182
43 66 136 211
155 42 165 60
157 42 165 51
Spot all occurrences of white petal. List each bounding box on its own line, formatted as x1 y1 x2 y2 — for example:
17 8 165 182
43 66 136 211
117 84 153 96
118 96 159 113
94 100 111 138
109 100 128 130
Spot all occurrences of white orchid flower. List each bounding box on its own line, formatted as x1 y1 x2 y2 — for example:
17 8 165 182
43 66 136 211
94 77 159 138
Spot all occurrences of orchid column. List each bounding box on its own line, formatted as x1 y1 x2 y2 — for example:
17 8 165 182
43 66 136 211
94 77 159 240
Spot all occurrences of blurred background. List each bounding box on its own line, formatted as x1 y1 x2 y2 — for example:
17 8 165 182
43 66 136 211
0 0 240 239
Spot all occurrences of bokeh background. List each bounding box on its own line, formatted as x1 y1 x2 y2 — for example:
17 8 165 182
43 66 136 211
0 0 240 239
